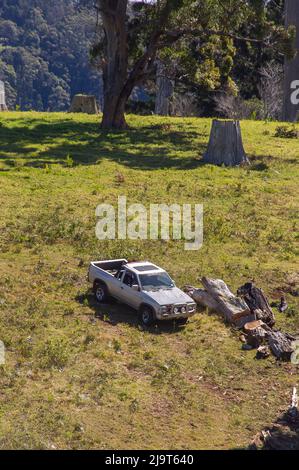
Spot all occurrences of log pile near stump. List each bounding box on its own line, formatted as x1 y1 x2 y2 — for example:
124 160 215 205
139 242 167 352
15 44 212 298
185 278 298 361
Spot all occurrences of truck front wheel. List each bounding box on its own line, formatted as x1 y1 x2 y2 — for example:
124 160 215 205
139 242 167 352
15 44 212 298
139 306 155 327
176 317 188 326
94 282 108 303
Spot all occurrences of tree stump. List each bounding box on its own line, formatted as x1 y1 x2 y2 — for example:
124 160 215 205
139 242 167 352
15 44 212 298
203 120 249 166
237 282 275 327
69 94 99 114
244 320 266 347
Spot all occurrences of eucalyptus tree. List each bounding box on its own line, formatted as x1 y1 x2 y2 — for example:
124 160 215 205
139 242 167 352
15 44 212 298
94 0 294 129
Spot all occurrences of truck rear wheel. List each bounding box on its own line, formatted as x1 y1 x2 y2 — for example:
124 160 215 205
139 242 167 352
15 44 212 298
139 306 155 327
94 282 108 303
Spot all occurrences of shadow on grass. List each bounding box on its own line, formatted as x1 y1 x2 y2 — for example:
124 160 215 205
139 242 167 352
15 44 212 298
248 411 299 450
0 118 206 171
76 291 187 334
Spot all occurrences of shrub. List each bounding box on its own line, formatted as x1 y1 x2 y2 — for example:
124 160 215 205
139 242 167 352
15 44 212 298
215 94 264 120
38 337 70 369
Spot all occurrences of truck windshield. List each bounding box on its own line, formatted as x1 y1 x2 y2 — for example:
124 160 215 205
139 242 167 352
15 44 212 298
139 272 174 291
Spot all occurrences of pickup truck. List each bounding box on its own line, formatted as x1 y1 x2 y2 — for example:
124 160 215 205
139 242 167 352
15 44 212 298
88 259 196 326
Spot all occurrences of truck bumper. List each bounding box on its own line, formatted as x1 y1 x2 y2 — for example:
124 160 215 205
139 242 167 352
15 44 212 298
156 309 196 321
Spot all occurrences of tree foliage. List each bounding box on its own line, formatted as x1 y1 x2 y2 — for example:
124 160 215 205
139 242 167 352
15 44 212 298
94 0 294 127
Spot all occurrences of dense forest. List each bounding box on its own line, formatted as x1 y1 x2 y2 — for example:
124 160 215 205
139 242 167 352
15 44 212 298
0 0 284 115
0 0 101 111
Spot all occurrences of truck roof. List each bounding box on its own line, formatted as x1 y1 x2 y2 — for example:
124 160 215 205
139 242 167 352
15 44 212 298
125 262 164 274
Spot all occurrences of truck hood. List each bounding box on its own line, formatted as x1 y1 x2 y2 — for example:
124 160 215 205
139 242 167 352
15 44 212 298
143 287 194 306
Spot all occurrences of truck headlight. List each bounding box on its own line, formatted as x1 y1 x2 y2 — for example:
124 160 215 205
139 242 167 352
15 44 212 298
160 306 170 315
181 306 186 314
188 304 195 312
173 307 179 314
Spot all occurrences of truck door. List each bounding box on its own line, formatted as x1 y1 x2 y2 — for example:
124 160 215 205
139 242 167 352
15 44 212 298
118 270 142 310
108 268 125 299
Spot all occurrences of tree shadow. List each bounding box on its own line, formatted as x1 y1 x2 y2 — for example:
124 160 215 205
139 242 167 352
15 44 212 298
248 411 299 450
76 290 188 334
0 118 206 171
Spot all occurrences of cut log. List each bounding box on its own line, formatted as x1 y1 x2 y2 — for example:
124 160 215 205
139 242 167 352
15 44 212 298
188 277 255 327
244 320 267 348
203 120 249 166
266 330 295 361
69 94 99 114
237 282 275 327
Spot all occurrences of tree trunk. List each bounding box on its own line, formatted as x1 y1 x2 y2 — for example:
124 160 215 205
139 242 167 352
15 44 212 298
0 81 8 111
97 1 174 129
203 120 249 166
155 61 174 116
283 0 299 122
99 0 129 129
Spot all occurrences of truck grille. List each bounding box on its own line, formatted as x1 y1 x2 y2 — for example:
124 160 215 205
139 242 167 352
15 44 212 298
172 304 186 314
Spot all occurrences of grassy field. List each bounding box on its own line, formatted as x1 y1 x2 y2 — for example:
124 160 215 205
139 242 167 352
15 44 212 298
0 111 298 450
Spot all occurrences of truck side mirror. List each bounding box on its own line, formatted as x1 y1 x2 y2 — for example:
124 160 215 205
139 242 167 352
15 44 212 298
132 284 140 292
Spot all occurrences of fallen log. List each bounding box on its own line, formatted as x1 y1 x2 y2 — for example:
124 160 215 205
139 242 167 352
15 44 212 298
266 329 295 361
237 282 275 327
187 278 255 327
201 277 254 327
187 288 220 312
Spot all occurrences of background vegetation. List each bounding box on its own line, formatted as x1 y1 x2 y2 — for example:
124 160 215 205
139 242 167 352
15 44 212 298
0 0 101 111
0 0 286 116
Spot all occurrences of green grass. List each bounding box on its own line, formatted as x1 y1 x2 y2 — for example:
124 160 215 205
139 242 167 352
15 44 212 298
0 111 298 450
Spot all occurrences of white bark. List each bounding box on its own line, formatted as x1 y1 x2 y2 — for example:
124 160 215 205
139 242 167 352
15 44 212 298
155 61 174 116
283 0 299 122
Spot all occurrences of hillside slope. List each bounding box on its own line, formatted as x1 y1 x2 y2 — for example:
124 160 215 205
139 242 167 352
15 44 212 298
0 112 298 449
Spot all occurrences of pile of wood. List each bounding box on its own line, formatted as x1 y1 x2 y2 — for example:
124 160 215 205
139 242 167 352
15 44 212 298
185 277 298 361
